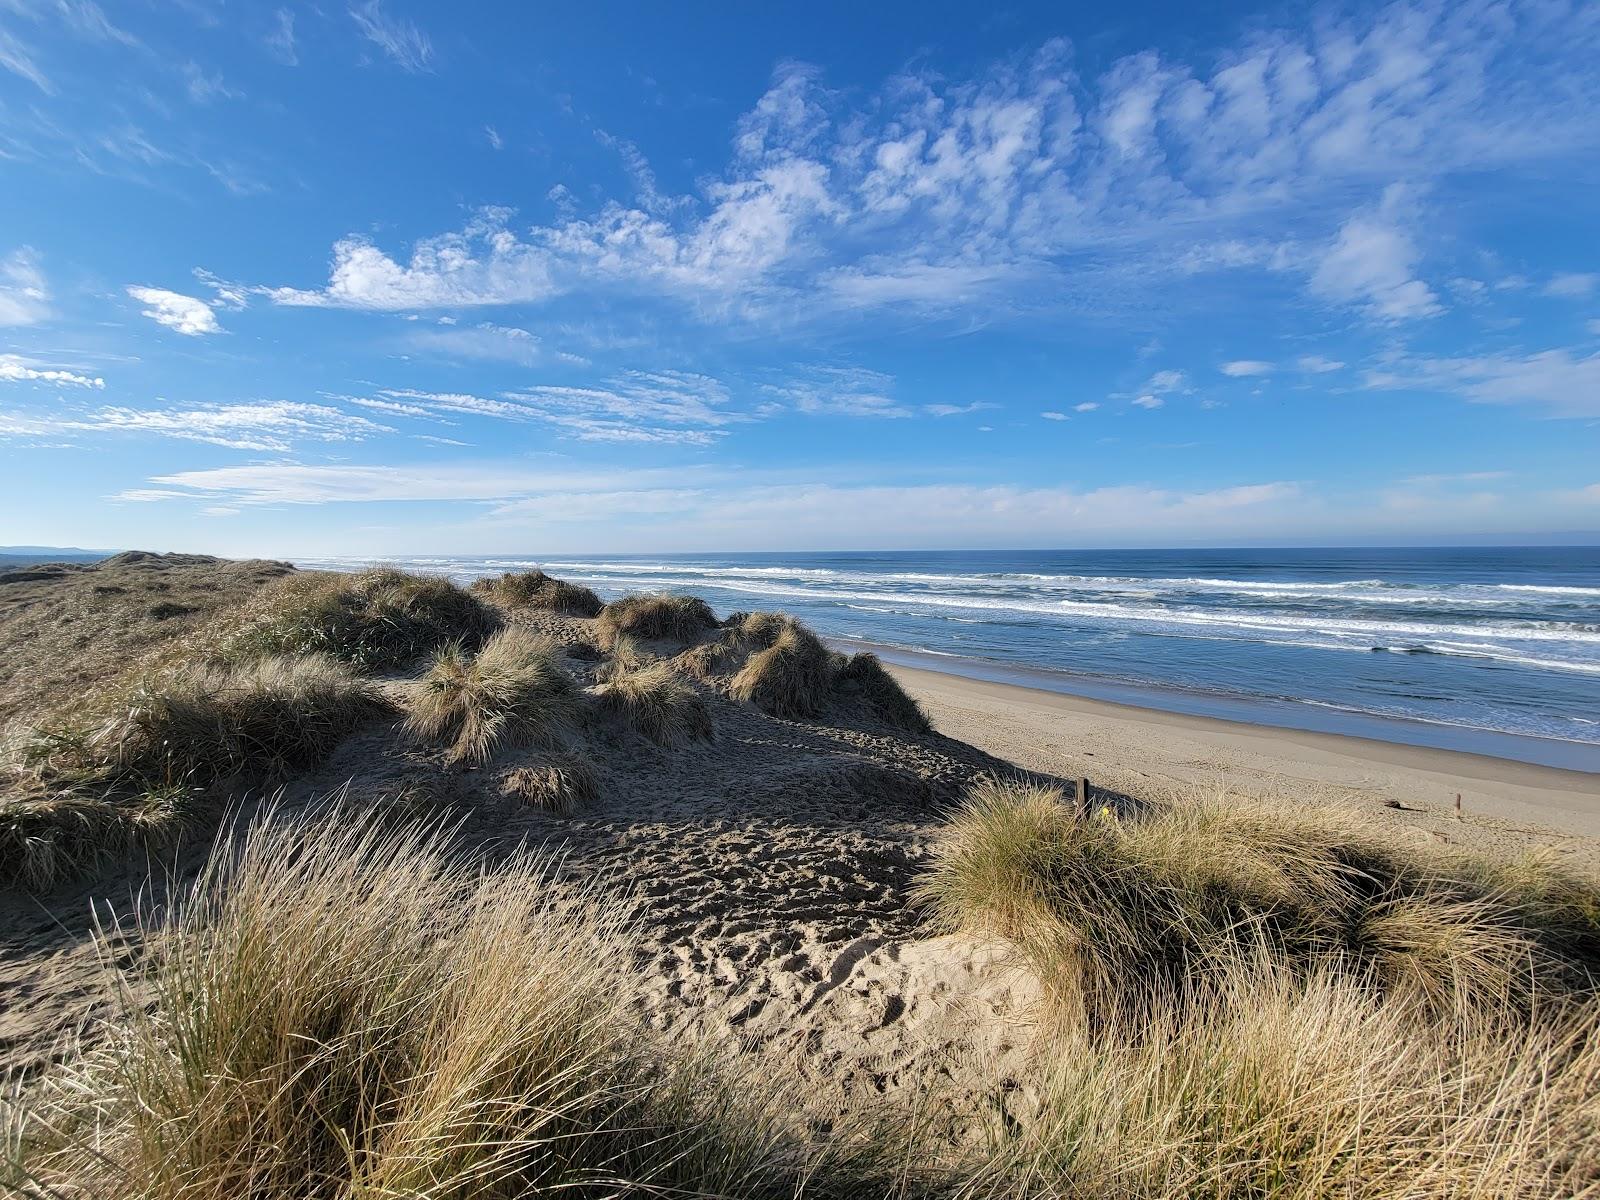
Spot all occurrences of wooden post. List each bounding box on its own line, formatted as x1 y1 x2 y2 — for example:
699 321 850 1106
1076 776 1091 819
1455 792 1463 821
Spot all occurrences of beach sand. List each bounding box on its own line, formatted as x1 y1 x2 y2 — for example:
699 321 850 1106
896 662 1600 868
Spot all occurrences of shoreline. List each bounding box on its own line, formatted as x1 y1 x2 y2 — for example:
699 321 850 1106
833 637 1600 775
888 660 1600 852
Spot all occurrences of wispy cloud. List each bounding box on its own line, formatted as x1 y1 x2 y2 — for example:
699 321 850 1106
1 400 390 451
1220 360 1272 377
0 353 104 388
0 248 50 325
253 4 1600 331
349 0 431 72
264 7 297 65
126 285 221 335
1365 347 1600 419
1545 272 1598 299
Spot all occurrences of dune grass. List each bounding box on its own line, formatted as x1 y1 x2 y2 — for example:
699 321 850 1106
3 809 846 1199
499 752 600 814
404 629 578 764
594 662 714 747
916 778 1600 1018
597 592 717 648
2 655 387 889
225 567 497 670
835 651 932 733
473 568 604 617
727 614 836 719
952 955 1600 1199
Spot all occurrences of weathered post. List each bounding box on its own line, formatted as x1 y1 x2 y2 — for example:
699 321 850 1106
1076 776 1091 819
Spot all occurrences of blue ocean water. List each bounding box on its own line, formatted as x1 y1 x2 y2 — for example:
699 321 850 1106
304 548 1600 768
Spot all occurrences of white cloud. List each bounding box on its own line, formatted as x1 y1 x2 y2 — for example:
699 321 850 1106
183 61 240 104
126 286 221 335
485 125 503 150
0 400 390 451
1144 369 1188 394
252 5 1600 327
269 211 555 309
761 366 909 418
405 321 542 365
1297 355 1345 373
265 7 297 65
1309 186 1439 321
1545 273 1598 299
0 354 103 388
1073 402 1099 412
1364 348 1600 418
350 1 431 72
1132 394 1164 409
0 26 51 93
1040 410 1069 421
1220 360 1272 376
0 248 50 325
925 401 997 417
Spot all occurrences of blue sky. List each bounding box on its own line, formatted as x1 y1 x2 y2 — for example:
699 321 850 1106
1 0 1598 556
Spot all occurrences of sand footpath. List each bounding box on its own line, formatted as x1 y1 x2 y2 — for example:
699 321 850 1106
895 663 1600 867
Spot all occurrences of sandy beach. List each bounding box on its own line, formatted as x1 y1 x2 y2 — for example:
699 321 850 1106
895 662 1600 866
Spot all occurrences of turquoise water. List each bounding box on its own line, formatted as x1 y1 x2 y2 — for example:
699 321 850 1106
304 547 1600 769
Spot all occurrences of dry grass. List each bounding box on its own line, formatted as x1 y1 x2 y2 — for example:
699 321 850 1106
2 655 386 890
225 567 497 670
594 662 714 747
3 809 845 1198
473 569 604 617
404 629 578 764
499 752 600 814
950 956 1600 1198
596 593 717 648
834 651 932 733
0 552 292 729
728 615 835 719
916 778 1600 1018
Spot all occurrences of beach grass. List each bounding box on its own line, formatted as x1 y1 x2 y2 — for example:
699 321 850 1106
224 567 497 670
404 628 578 764
472 568 604 616
593 661 714 746
596 592 717 647
4 809 841 1199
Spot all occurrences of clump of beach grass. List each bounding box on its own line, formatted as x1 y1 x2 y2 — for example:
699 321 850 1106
834 651 931 733
596 593 717 648
473 569 604 617
404 629 577 764
916 778 1600 1018
499 752 600 814
3 809 836 1198
593 662 714 747
728 614 835 719
225 567 496 670
950 953 1600 1198
2 654 387 889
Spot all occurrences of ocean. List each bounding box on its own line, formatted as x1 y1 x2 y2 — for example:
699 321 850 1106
302 547 1600 771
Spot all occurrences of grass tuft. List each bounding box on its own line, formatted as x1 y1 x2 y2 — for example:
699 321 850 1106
5 809 837 1197
834 652 931 733
728 615 835 719
473 569 604 617
594 662 714 747
404 629 577 764
2 654 385 890
916 778 1600 1017
225 568 496 670
596 593 717 648
499 752 600 814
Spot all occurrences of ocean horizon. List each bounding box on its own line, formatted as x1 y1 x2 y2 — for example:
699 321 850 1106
301 545 1600 772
